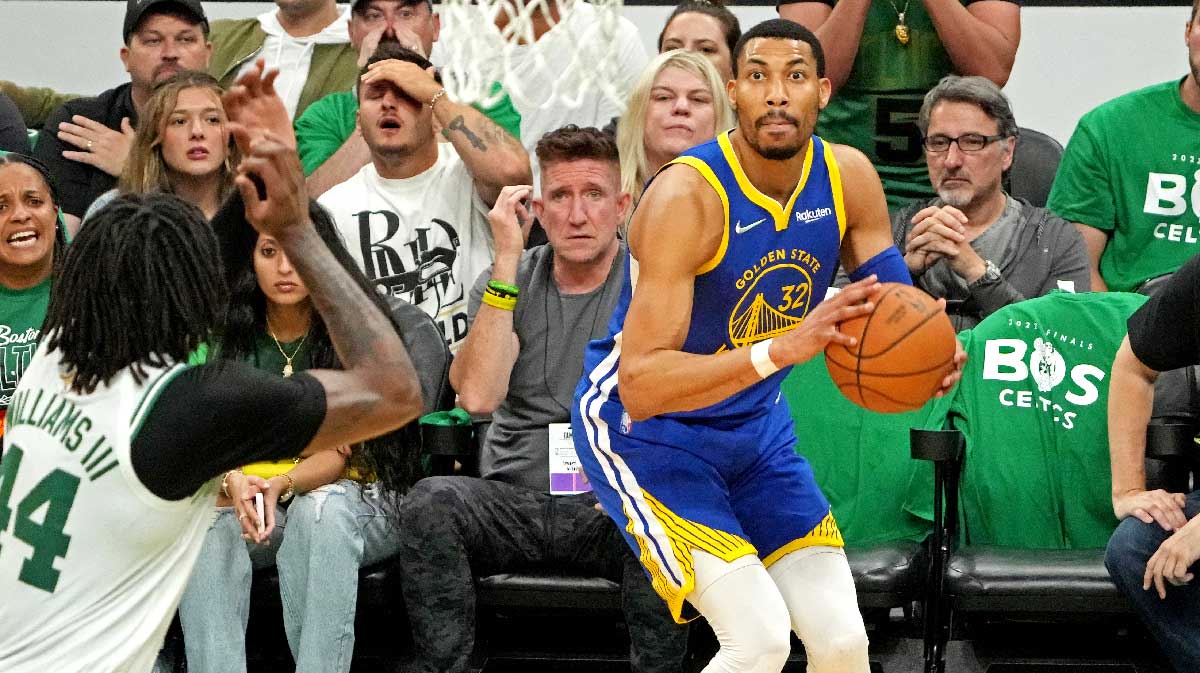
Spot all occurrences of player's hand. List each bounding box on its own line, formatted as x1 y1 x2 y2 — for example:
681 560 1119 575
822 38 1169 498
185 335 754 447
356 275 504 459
1114 488 1188 531
770 274 881 367
487 184 533 258
1144 515 1200 599
233 129 309 237
223 59 296 151
361 59 443 107
58 115 134 177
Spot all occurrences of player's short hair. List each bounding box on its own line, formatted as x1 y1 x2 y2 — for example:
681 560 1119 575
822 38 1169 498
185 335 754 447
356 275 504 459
917 75 1019 140
44 192 226 394
732 18 825 78
535 124 620 171
357 42 442 101
658 0 742 61
1193 0 1199 23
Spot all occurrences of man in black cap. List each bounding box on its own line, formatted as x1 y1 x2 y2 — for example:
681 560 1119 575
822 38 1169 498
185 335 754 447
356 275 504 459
33 0 212 234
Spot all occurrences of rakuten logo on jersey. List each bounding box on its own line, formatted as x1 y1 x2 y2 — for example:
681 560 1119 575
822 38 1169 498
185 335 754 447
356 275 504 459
981 337 1106 430
1145 172 1200 243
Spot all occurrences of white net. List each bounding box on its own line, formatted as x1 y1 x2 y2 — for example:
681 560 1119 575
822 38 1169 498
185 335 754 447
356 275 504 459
436 0 628 112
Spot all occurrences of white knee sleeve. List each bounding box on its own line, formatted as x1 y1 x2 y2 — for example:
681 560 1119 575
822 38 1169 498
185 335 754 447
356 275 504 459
767 546 870 673
688 551 792 673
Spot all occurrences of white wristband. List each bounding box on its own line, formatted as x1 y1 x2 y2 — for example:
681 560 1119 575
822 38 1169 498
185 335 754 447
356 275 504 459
750 338 780 379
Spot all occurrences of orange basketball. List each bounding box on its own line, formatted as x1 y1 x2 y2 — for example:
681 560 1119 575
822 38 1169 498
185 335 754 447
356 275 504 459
824 283 956 413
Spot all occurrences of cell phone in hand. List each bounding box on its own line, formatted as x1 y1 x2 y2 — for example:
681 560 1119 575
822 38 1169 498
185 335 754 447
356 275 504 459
254 492 265 535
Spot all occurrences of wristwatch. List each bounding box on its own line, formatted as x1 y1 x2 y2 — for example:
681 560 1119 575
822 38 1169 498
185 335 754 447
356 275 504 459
968 259 1001 289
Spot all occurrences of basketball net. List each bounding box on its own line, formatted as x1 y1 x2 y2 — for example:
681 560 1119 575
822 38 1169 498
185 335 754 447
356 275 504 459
436 0 627 112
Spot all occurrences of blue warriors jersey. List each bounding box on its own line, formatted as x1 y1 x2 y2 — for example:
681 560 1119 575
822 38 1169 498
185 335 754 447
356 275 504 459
578 131 847 423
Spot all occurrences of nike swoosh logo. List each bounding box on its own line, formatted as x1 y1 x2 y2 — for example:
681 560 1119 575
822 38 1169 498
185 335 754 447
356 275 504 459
734 218 767 234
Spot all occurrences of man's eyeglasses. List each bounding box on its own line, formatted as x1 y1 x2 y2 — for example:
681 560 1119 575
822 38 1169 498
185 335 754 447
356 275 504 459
922 133 1008 153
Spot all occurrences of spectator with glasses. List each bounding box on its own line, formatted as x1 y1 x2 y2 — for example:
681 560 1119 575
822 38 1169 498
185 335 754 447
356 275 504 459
894 75 1088 330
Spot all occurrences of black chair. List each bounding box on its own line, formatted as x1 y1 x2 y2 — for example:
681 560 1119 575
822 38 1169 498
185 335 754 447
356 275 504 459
914 424 1196 673
1004 127 1064 209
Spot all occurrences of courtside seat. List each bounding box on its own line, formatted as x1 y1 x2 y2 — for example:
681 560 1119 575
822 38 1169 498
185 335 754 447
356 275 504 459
847 540 925 611
477 573 622 611
944 547 1126 613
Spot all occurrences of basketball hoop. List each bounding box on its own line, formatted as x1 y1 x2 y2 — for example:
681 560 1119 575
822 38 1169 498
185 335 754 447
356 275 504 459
436 0 628 112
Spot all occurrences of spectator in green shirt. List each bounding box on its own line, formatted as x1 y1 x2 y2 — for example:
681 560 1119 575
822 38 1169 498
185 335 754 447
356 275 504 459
298 0 521 198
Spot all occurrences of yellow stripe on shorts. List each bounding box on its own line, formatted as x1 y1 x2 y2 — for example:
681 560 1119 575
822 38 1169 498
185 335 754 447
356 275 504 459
761 511 845 568
625 489 758 624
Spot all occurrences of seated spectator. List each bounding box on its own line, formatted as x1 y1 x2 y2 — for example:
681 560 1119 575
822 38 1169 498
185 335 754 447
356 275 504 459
617 49 733 207
34 0 212 233
5 0 358 138
298 0 521 197
1104 251 1200 672
1047 3 1200 293
658 0 741 82
209 0 355 121
0 94 31 155
895 75 1089 331
398 125 687 673
178 197 417 673
0 154 62 437
780 0 1020 210
85 72 235 222
317 44 530 352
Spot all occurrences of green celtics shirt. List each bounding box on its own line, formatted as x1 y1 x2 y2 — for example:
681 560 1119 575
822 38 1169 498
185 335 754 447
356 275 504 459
815 1 970 210
907 291 1148 549
1048 80 1200 292
783 355 931 545
0 277 51 426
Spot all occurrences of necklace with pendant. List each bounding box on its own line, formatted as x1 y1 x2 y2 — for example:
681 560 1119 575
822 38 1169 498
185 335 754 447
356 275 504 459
267 320 310 378
885 0 911 45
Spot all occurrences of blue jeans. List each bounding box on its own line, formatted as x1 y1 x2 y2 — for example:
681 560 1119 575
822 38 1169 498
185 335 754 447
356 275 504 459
276 480 401 673
178 505 286 673
1106 489 1200 672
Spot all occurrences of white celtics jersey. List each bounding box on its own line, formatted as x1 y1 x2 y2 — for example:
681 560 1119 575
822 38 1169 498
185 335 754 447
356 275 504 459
0 339 217 673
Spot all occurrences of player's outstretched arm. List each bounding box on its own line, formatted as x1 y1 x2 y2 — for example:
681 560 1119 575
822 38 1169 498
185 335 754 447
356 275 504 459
227 65 424 452
617 165 880 421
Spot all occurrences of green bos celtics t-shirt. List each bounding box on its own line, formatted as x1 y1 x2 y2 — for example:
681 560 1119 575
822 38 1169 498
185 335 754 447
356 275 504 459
907 291 1147 549
1047 79 1200 292
812 1 995 210
295 84 523 176
0 277 51 423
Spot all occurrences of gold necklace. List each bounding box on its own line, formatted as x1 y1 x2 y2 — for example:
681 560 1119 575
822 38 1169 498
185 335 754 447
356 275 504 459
266 320 310 377
885 0 911 45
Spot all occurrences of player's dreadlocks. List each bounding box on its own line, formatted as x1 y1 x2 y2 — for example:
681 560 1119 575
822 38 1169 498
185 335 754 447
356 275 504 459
209 195 425 512
43 192 226 395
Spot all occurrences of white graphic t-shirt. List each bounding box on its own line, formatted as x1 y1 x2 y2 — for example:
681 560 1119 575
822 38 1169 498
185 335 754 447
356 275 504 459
317 150 494 352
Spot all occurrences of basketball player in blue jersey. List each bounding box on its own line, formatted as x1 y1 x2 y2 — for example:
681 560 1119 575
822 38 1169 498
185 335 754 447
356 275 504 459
572 19 964 673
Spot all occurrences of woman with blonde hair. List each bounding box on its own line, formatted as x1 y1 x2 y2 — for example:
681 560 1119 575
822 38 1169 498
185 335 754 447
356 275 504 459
617 49 734 207
84 71 236 223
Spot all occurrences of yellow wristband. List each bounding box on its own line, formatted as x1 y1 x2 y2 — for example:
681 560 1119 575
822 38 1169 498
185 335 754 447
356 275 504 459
481 291 517 311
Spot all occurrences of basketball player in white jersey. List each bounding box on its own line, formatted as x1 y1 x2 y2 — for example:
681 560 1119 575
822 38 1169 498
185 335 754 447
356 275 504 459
0 65 424 673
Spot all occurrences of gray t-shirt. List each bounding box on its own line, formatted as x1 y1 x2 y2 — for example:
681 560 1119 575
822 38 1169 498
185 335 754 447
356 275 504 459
468 243 626 491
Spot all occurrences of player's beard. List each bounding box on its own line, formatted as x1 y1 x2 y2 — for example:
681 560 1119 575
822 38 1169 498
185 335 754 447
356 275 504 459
748 110 807 161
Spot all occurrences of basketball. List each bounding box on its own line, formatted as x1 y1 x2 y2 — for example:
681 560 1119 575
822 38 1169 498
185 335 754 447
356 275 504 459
824 283 957 413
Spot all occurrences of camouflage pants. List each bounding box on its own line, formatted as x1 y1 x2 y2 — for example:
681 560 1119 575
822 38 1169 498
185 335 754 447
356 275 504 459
397 475 689 673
